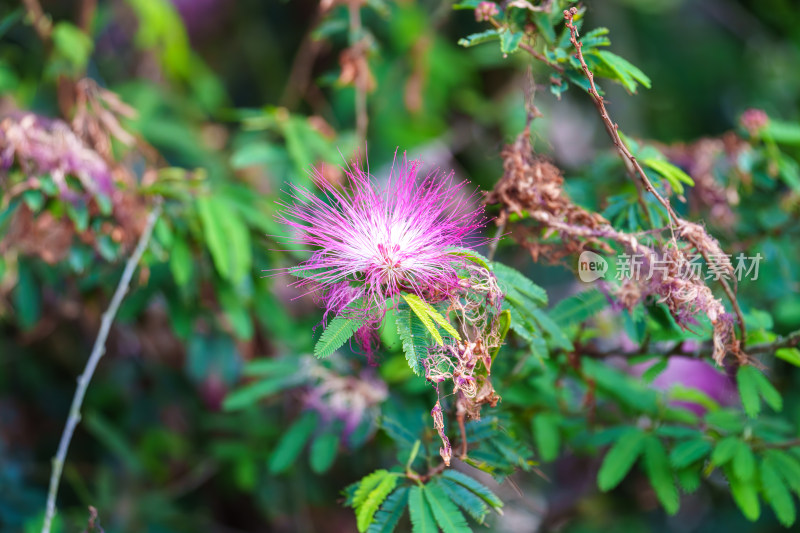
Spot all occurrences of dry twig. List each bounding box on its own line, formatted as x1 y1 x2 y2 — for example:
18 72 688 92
41 201 162 533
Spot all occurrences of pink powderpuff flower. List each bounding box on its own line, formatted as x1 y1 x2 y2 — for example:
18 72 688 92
279 152 486 344
739 108 769 137
475 2 499 22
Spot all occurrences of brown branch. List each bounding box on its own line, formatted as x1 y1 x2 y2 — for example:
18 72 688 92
22 0 82 119
562 8 747 347
520 42 564 73
349 2 368 145
456 409 468 460
281 6 325 109
78 0 97 33
760 438 800 451
487 217 506 261
748 329 800 355
633 178 654 226
22 0 51 41
562 8 678 224
405 461 448 484
693 245 746 348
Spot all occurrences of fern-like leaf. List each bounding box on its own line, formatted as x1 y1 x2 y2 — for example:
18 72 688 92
395 303 429 375
761 457 797 527
402 293 444 345
408 485 437 533
368 486 409 533
424 481 471 533
440 469 503 511
529 307 573 351
437 477 489 524
493 262 548 306
597 429 646 491
426 305 461 340
314 314 364 358
352 470 391 510
549 289 608 327
725 465 761 521
764 450 800 495
356 473 399 532
448 247 490 270
643 435 679 515
268 411 318 474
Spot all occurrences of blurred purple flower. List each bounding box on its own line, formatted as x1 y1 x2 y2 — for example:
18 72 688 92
1 113 114 199
303 366 387 440
280 153 485 328
171 0 229 40
635 356 737 415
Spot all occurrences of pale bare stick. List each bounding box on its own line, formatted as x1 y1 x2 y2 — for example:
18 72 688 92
41 201 162 533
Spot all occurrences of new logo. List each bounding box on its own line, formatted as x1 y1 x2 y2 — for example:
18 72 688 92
578 251 608 282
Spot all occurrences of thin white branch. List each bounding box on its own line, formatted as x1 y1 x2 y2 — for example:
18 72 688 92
41 201 162 533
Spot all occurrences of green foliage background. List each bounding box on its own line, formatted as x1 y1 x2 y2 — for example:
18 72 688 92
1 0 800 532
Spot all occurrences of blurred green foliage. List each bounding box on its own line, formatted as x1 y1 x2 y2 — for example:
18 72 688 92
1 0 800 532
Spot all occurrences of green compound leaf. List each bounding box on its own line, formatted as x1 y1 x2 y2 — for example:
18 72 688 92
492 262 548 306
764 449 800 495
737 365 782 418
356 472 399 533
732 441 756 481
438 477 490 525
169 237 193 287
529 307 573 351
642 158 695 195
457 29 500 48
426 305 461 341
408 485 437 533
52 21 93 73
591 49 651 93
424 481 471 533
642 359 669 384
368 486 409 533
532 413 561 463
643 436 679 515
766 119 800 145
223 358 304 411
402 293 443 345
491 309 511 360
549 288 608 327
395 302 429 375
440 469 504 511
353 470 392 510
753 368 783 411
581 27 611 49
197 195 252 283
598 429 646 491
669 439 712 469
676 466 701 494
314 314 365 358
268 411 318 474
711 436 740 467
448 247 490 271
402 293 461 343
761 457 797 527
726 465 761 522
776 347 800 367
737 365 761 418
310 429 340 474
